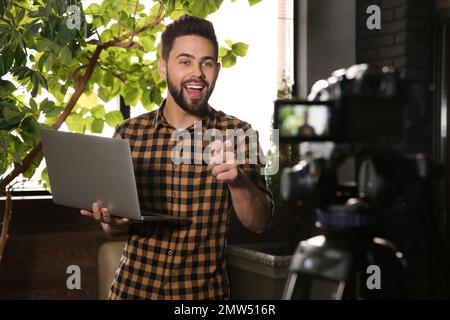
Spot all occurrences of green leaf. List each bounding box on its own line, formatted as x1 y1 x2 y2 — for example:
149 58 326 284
141 88 151 108
86 3 102 15
105 110 123 127
49 41 61 56
31 73 39 97
15 9 25 24
150 85 163 106
84 116 94 131
66 113 85 133
90 118 104 133
35 71 48 90
189 0 220 17
163 0 176 15
14 46 26 68
9 134 27 163
57 24 72 46
60 46 72 65
39 98 55 114
44 51 56 71
26 22 41 37
140 35 155 52
1 47 14 74
40 167 51 192
23 153 43 179
214 0 225 10
102 71 114 87
0 80 16 93
0 58 5 77
37 51 49 71
18 115 41 145
78 107 90 116
0 104 22 130
248 0 262 6
91 104 105 118
35 38 53 52
232 42 248 57
225 39 233 48
29 98 38 113
109 78 121 97
218 46 227 58
78 92 98 109
123 86 141 106
98 86 113 103
40 97 63 117
43 116 58 126
100 29 114 42
29 71 48 97
221 52 236 68
44 106 63 118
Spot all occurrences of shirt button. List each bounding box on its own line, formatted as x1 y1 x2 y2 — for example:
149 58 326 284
171 191 176 198
167 250 173 256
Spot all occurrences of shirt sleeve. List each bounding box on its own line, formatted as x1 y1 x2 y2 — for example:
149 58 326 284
113 123 124 139
230 123 275 232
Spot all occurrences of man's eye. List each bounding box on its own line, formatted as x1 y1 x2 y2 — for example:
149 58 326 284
203 62 214 68
180 60 190 65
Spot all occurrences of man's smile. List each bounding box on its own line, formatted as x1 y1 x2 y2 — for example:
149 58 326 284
183 81 207 100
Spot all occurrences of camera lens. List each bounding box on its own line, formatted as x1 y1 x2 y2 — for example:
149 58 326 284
281 160 321 203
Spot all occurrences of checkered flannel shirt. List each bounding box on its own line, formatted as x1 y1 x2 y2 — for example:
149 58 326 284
109 101 274 300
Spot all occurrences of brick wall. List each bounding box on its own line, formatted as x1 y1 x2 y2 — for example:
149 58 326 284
356 0 450 299
356 0 434 82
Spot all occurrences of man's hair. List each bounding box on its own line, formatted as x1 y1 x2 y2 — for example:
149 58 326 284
161 14 218 61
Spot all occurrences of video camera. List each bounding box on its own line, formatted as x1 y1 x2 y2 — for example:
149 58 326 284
274 64 405 144
274 64 437 299
275 64 431 211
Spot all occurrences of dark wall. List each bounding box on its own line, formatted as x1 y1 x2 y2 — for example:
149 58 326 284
295 0 356 97
0 199 115 299
307 0 356 90
356 0 448 299
356 0 434 82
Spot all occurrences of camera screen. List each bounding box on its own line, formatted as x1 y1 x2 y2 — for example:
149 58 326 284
276 102 332 140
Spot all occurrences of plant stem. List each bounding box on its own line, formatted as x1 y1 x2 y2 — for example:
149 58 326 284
0 191 13 264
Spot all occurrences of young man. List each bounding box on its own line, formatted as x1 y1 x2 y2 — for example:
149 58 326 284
80 14 273 299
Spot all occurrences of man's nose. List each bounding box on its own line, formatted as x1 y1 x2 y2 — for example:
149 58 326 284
190 62 205 78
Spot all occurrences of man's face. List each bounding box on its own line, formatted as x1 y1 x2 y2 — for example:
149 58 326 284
158 35 220 117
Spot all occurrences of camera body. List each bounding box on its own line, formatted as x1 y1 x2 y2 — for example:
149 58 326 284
274 64 405 144
274 64 423 210
274 96 405 144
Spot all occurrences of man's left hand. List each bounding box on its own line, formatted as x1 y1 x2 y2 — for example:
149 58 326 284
207 140 243 186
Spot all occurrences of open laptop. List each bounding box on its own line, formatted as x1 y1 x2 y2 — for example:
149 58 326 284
40 128 191 223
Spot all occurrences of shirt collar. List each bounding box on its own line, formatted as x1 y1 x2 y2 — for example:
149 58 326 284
154 99 214 131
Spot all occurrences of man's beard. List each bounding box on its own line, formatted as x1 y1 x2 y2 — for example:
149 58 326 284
166 72 215 117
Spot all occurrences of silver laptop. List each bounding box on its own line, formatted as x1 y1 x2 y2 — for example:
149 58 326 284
40 128 191 222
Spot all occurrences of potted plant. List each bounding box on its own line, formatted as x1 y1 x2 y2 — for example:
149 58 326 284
0 0 257 263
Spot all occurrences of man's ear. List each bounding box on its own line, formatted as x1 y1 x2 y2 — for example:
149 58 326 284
157 58 167 81
216 62 221 75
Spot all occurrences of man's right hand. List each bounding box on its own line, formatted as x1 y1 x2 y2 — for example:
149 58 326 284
80 202 130 226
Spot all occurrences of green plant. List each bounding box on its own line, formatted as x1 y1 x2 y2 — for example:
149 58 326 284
0 0 261 193
0 0 262 261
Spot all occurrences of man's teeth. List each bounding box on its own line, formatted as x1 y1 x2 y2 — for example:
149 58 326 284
185 85 204 90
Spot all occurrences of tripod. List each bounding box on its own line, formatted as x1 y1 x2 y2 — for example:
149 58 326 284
282 198 408 300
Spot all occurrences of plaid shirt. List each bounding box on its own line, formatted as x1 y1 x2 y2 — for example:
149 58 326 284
109 101 273 300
